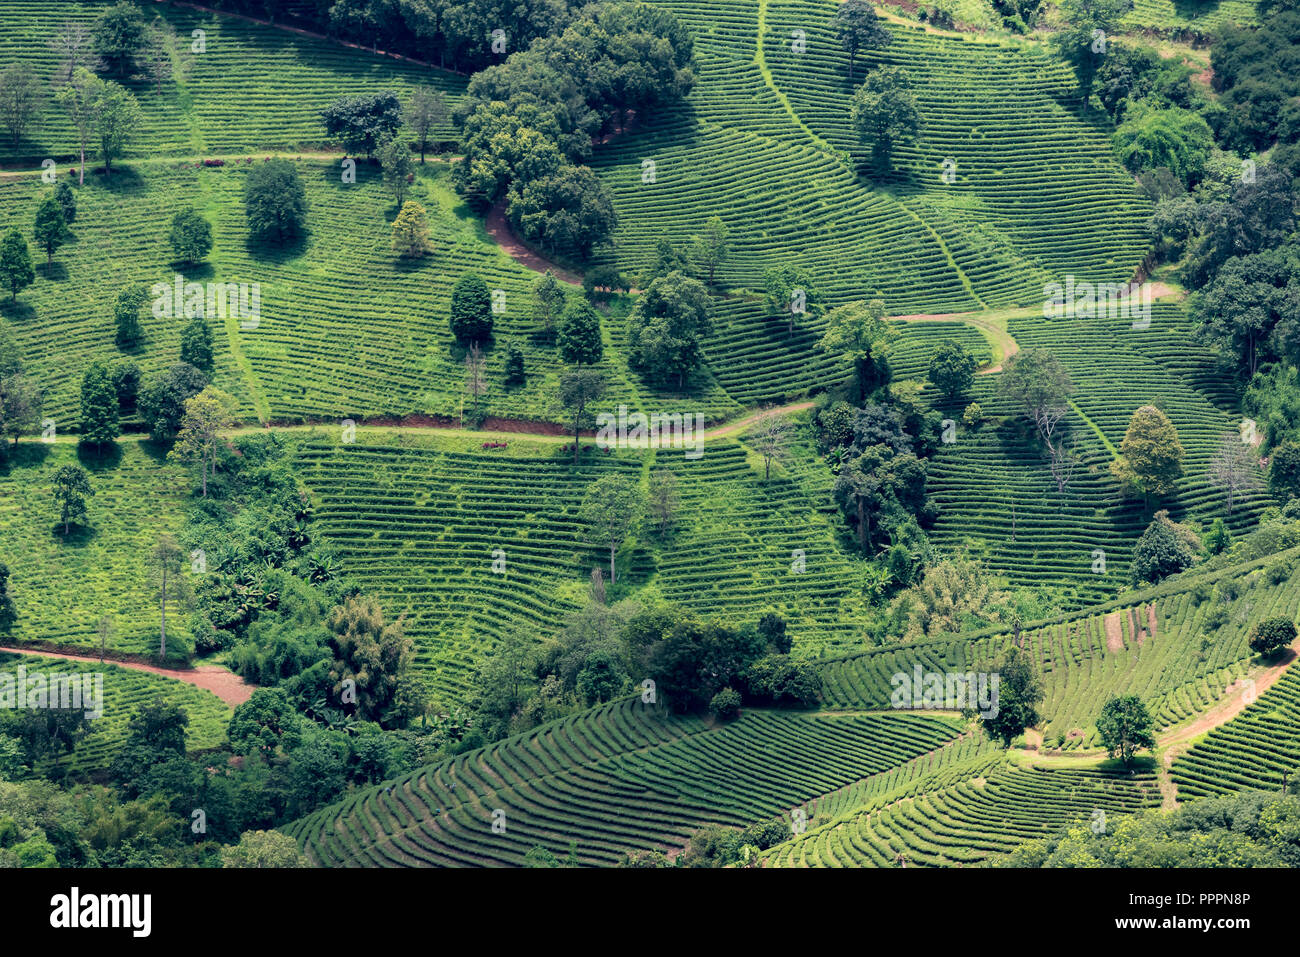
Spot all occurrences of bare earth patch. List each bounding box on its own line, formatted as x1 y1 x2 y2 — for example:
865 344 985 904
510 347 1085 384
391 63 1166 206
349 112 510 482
1103 611 1124 653
0 645 254 708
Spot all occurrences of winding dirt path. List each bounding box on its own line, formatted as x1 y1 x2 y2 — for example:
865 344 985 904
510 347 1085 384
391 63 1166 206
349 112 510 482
0 645 254 708
891 311 1021 374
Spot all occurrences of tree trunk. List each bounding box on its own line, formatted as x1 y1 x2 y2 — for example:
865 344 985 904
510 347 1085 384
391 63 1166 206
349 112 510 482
78 144 85 186
857 499 866 550
573 414 580 464
159 567 167 660
609 541 616 585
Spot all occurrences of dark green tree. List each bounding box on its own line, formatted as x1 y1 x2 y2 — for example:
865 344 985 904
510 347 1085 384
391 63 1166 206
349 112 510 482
1096 694 1156 766
557 299 603 366
79 360 120 451
448 272 493 345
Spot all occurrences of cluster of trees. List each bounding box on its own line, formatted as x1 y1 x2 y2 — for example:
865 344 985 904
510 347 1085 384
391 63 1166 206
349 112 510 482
470 600 816 743
452 2 694 260
194 0 574 74
2 4 175 177
1003 790 1300 868
829 2 920 171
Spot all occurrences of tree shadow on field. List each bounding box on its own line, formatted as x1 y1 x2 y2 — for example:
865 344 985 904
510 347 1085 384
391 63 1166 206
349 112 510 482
138 438 172 465
245 229 310 265
51 523 98 548
0 299 36 324
37 262 69 283
90 166 146 195
76 442 123 471
0 440 51 475
393 253 434 276
1172 0 1219 18
166 261 216 281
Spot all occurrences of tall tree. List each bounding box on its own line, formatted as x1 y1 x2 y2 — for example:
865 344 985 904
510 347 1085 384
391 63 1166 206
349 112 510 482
830 0 892 84
557 299 603 366
0 229 35 302
48 21 97 83
928 339 977 401
141 20 176 94
1096 694 1156 767
817 299 891 402
33 197 70 267
1208 432 1262 513
850 66 921 169
390 200 433 258
1050 0 1128 96
377 134 414 206
326 596 419 727
145 534 190 660
980 645 1044 746
0 373 42 449
763 265 821 335
579 473 645 586
179 316 214 373
244 159 308 245
55 68 98 186
79 360 120 452
752 408 793 482
998 348 1076 491
0 63 46 146
690 216 729 287
558 368 606 464
113 285 147 348
168 386 234 497
647 469 680 535
52 464 94 534
625 271 713 388
531 271 567 338
1110 404 1185 503
464 342 487 425
321 91 402 158
448 272 493 345
168 208 213 265
404 86 448 163
92 1 150 79
90 77 143 175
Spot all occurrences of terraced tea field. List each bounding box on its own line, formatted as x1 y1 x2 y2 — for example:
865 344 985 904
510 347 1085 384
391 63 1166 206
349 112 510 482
594 0 1149 313
0 652 231 772
0 438 191 656
0 0 465 164
285 697 964 865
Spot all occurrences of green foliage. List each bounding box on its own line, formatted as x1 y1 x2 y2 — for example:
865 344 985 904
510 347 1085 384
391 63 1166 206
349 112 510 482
321 91 402 157
112 285 146 348
92 1 148 79
179 317 214 375
51 463 93 534
138 362 206 441
709 686 742 720
1096 694 1156 766
625 271 713 387
1110 404 1185 500
376 134 414 206
168 208 213 265
0 229 34 301
928 339 977 400
1131 510 1200 584
244 159 308 245
220 829 308 868
32 197 69 267
390 200 432 258
830 0 893 83
1272 441 1300 502
850 66 921 168
1249 616 1296 657
79 360 120 450
448 272 493 346
557 299 603 366
981 645 1044 746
